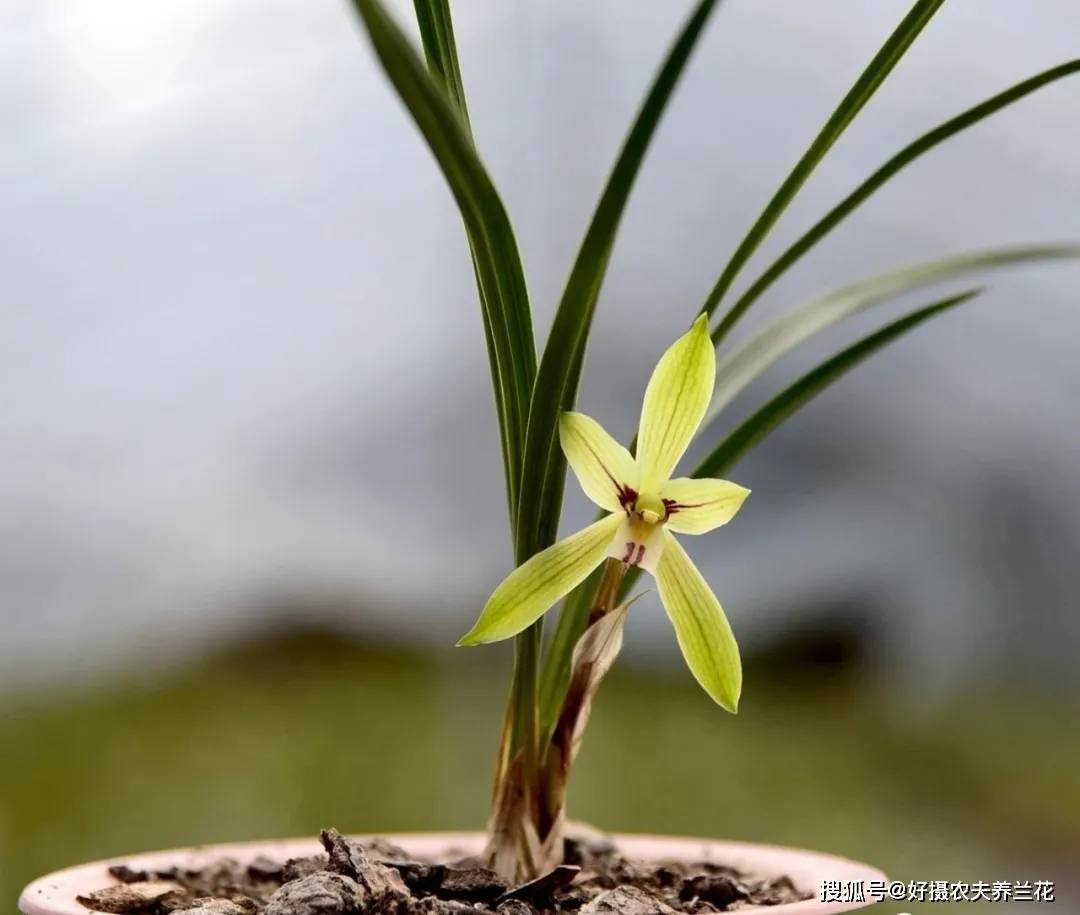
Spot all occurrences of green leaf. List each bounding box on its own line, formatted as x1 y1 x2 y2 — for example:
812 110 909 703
352 0 536 520
723 61 1080 330
702 245 1080 431
407 0 544 789
514 0 722 565
705 0 945 341
695 288 980 480
412 0 472 128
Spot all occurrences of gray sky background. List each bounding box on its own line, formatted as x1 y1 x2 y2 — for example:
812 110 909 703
2 0 1079 691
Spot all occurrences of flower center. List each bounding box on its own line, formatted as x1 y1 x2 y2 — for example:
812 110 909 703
634 492 667 525
605 493 669 572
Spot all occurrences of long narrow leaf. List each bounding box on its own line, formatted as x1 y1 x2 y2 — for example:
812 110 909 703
413 0 472 128
353 0 536 519
408 0 545 816
702 245 1080 430
517 0 722 568
695 289 980 479
705 0 944 341
724 61 1080 328
411 0 512 516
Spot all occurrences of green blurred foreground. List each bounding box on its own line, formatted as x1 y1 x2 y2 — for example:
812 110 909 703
3 632 1077 912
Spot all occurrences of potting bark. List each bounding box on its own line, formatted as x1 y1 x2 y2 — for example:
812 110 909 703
75 830 806 915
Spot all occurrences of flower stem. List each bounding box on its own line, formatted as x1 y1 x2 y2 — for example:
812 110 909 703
587 558 627 626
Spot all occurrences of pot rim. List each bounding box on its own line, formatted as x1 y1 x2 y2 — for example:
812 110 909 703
19 831 886 915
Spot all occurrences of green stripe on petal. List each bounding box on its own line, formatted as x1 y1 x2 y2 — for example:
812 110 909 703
661 477 750 535
654 529 741 712
559 412 638 513
637 315 716 493
458 514 623 646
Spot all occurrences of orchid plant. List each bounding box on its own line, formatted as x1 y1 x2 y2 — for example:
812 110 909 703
352 0 1078 883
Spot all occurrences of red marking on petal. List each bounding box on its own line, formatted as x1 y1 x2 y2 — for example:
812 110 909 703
575 435 637 513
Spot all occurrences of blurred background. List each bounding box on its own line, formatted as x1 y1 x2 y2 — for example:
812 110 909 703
2 0 1079 911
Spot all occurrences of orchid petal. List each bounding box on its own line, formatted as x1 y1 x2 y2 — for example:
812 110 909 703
661 477 750 535
654 530 741 711
458 514 623 646
559 412 638 513
606 515 666 574
637 314 716 492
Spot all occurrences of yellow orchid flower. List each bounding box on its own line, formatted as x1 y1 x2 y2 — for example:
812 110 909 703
459 315 750 712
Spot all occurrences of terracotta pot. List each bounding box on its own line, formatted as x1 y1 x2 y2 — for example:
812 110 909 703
19 832 885 915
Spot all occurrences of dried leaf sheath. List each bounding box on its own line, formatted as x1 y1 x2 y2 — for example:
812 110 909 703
539 568 633 869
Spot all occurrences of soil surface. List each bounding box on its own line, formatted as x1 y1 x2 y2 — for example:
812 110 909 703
76 829 807 915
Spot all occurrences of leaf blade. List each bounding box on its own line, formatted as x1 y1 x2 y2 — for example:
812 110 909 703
353 0 536 520
723 60 1080 331
696 289 980 480
705 0 945 339
702 245 1080 431
412 0 472 127
407 0 548 808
